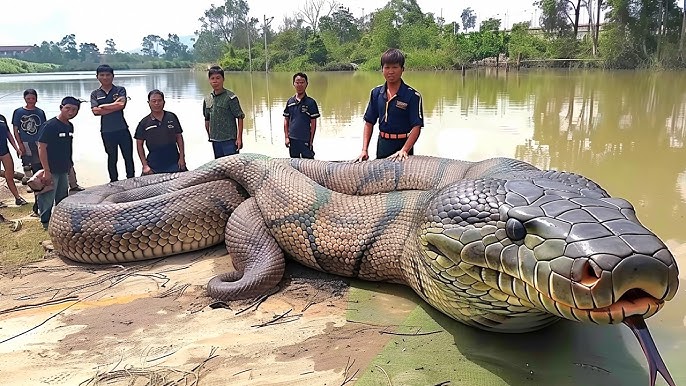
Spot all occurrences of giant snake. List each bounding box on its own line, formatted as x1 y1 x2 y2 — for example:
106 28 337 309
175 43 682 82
49 154 679 385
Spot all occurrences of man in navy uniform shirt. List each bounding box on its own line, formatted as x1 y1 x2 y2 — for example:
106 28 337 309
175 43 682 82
355 48 423 162
134 90 186 174
283 72 320 159
90 64 135 182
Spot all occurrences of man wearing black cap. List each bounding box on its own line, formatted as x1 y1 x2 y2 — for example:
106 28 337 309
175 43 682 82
36 96 81 230
90 64 135 182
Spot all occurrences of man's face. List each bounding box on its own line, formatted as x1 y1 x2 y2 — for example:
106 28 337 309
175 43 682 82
209 74 224 89
148 94 165 113
97 72 114 87
382 63 403 84
24 94 37 107
293 76 308 95
61 104 80 120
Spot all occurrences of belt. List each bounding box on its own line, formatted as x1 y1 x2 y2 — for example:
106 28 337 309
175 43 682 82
379 131 409 140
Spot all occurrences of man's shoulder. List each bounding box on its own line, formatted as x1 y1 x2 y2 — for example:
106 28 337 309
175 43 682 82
225 89 238 100
113 84 127 92
371 84 384 94
304 95 319 104
0 114 7 122
402 82 422 98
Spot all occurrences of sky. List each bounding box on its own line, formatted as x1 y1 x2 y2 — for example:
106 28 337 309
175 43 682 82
0 0 546 52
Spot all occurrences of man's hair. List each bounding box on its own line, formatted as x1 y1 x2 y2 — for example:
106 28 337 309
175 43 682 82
60 96 82 109
23 89 38 98
380 48 405 68
96 64 114 75
293 72 308 83
147 89 165 101
208 65 224 78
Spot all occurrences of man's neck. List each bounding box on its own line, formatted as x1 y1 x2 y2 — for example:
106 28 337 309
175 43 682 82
295 92 306 100
100 84 113 93
57 114 70 124
24 105 37 110
151 110 164 120
213 87 225 95
386 81 401 95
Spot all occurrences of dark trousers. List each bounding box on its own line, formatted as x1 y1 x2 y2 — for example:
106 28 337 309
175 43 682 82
212 140 239 159
288 138 315 159
376 137 414 159
101 130 135 182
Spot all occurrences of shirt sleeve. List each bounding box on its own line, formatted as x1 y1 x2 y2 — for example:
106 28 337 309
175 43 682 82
363 88 378 125
202 98 209 121
229 96 246 119
90 90 99 108
11 109 20 127
133 118 146 140
118 86 127 99
283 100 290 117
408 90 424 128
309 99 320 119
37 122 54 144
171 112 183 133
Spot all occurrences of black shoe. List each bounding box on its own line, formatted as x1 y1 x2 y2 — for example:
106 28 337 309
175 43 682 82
15 197 29 206
69 185 85 192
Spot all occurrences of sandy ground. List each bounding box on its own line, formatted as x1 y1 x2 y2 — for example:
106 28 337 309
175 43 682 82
0 244 425 386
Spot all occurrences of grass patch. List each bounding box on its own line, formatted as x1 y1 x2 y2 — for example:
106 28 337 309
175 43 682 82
0 202 47 270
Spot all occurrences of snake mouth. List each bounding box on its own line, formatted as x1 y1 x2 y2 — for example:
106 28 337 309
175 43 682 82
557 289 665 324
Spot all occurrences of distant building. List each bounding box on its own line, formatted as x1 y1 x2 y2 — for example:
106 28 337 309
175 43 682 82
0 45 34 57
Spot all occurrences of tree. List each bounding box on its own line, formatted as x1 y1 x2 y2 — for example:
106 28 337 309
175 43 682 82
319 6 360 43
160 34 190 60
535 0 572 36
104 39 117 55
307 34 329 64
385 0 426 26
141 35 161 57
461 8 477 31
78 42 100 62
59 34 79 60
197 0 250 47
480 18 502 31
298 0 338 31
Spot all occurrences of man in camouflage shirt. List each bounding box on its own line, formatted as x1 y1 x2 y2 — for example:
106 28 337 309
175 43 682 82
203 66 245 158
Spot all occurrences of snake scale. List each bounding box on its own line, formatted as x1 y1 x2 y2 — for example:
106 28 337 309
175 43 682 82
49 154 679 385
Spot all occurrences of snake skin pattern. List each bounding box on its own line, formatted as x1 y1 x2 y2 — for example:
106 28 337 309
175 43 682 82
50 154 679 334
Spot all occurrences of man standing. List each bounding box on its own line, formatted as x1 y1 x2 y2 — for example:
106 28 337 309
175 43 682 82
12 89 46 184
37 97 80 230
203 65 245 158
283 72 320 159
135 90 186 174
355 48 424 162
90 64 135 181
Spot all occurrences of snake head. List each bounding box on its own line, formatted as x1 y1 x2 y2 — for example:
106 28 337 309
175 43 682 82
419 172 679 332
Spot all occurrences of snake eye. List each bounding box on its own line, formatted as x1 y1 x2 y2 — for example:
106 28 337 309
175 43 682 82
506 218 526 241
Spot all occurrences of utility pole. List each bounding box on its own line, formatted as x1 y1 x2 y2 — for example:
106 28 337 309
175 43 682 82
263 14 274 72
245 17 252 73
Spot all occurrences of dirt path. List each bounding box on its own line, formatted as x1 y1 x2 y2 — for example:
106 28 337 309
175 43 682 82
0 246 418 386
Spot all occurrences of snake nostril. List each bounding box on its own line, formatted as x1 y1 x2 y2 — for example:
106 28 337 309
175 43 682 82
580 259 603 287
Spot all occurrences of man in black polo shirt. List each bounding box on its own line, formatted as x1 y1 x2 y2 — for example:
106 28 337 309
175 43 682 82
90 64 135 182
37 96 81 229
283 72 320 159
355 48 424 162
134 90 186 174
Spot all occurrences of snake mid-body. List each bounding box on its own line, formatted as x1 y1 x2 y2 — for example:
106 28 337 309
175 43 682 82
50 154 679 384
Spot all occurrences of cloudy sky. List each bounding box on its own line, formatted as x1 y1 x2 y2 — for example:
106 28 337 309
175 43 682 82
0 0 549 52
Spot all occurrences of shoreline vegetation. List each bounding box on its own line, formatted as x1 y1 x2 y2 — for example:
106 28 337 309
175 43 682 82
1 0 685 75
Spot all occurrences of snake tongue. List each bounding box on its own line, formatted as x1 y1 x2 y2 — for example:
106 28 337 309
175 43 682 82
623 315 676 386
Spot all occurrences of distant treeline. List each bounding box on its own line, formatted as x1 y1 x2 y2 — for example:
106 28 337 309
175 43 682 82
5 0 686 73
